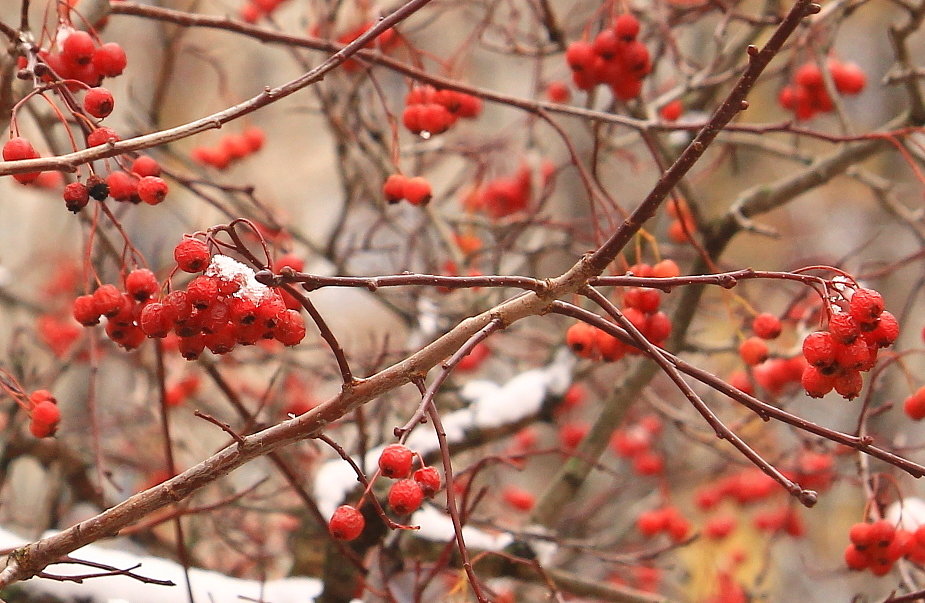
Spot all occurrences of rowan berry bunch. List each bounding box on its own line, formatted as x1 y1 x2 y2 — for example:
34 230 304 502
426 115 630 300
565 263 676 361
778 58 866 120
844 520 906 576
191 127 266 170
382 174 432 205
402 84 483 137
377 443 441 516
800 287 897 400
565 13 650 100
27 389 61 438
462 164 533 219
610 414 665 477
636 506 691 542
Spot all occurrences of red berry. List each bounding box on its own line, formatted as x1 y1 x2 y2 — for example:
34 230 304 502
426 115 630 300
865 311 899 348
704 516 737 540
379 443 414 478
833 370 863 400
795 62 824 88
125 269 159 301
829 313 860 344
637 509 667 536
614 13 641 41
137 176 168 205
565 41 595 72
177 334 206 360
131 155 161 177
502 486 535 511
186 276 219 309
63 182 90 212
139 302 175 338
849 288 884 325
3 137 41 184
106 171 137 201
84 87 114 118
254 294 286 327
905 387 925 420
87 126 120 147
566 322 598 359
62 30 96 66
739 336 769 366
92 42 127 77
383 173 407 203
413 466 441 497
802 331 836 367
752 313 782 339
870 519 896 547
174 239 210 273
328 505 365 541
73 294 101 326
659 99 683 122
645 311 672 343
651 259 680 278
31 399 61 426
243 126 265 152
546 81 571 103
849 522 875 548
832 61 866 95
92 283 124 317
844 544 869 571
273 309 306 346
632 451 664 476
801 365 835 398
624 287 661 314
388 479 424 514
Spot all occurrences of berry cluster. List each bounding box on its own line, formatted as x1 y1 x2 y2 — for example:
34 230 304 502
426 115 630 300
738 313 783 366
565 14 650 100
800 288 897 400
636 506 691 542
72 242 307 358
565 279 673 362
778 58 866 121
382 174 432 205
378 443 442 516
610 414 665 476
844 520 912 576
34 31 127 88
191 127 266 170
239 0 290 23
27 390 61 438
402 85 483 137
336 22 400 72
327 444 442 542
462 165 533 219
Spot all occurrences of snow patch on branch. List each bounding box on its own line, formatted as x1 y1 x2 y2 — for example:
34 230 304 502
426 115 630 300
0 527 322 602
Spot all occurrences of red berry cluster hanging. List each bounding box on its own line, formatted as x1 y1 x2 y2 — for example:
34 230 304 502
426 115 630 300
800 288 897 400
191 127 266 170
382 174 432 205
72 243 307 358
402 84 483 137
844 520 906 576
337 22 400 72
34 31 127 88
778 58 866 120
27 389 61 438
565 13 650 100
636 506 691 542
610 415 665 476
462 164 533 219
377 443 441 516
566 286 672 362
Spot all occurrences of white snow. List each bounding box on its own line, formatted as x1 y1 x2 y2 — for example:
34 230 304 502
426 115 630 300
0 526 322 603
204 254 274 303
